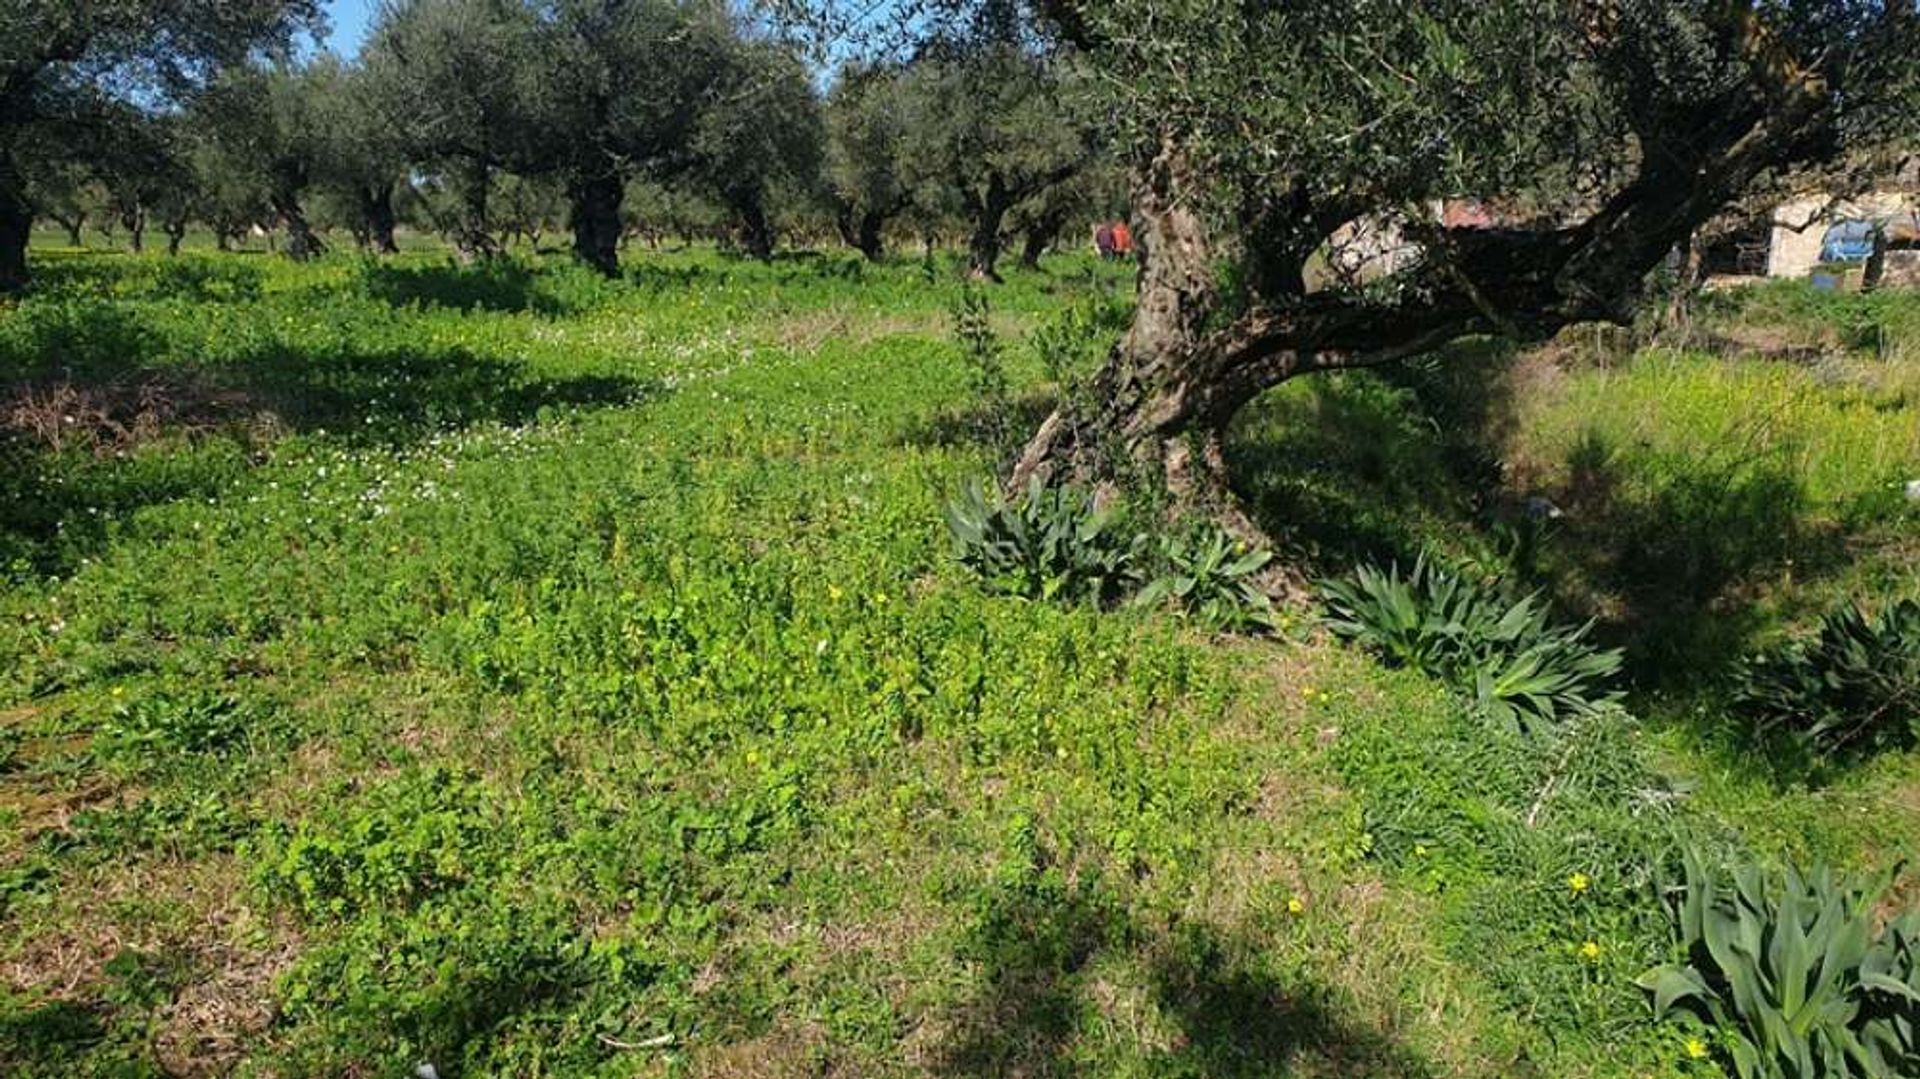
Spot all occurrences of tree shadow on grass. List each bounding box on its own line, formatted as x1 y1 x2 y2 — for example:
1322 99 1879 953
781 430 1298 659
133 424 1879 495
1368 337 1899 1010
1228 341 1520 574
0 998 107 1072
0 330 657 578
1538 428 1853 687
896 390 1057 463
1226 342 1863 694
934 875 1445 1078
359 260 576 315
23 255 267 303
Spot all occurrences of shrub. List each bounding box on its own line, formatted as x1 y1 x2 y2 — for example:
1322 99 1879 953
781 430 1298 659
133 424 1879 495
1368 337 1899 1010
1136 525 1278 633
943 476 1142 604
1638 848 1920 1079
1319 555 1623 732
951 286 1009 420
1733 597 1920 760
1029 294 1130 389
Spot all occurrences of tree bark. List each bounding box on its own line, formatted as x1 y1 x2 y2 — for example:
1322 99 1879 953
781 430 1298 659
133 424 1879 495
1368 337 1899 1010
1009 139 1253 531
568 172 624 277
1011 56 1827 571
361 182 399 255
272 192 323 261
0 158 29 293
966 173 1012 281
734 193 774 261
164 221 186 256
1019 205 1068 270
1863 224 1888 292
452 161 497 265
123 208 145 253
1661 231 1705 330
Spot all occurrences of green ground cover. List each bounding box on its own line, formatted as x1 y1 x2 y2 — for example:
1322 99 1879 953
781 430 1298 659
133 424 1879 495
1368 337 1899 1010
2 247 1915 1077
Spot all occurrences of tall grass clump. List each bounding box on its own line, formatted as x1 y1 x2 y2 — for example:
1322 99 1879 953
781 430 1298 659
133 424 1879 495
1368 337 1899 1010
1320 555 1622 732
1640 848 1920 1079
1734 597 1920 761
943 476 1143 603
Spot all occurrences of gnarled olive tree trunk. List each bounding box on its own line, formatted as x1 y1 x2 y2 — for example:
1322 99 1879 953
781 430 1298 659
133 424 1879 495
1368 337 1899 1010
360 182 400 255
272 191 323 261
1011 54 1830 571
569 172 624 277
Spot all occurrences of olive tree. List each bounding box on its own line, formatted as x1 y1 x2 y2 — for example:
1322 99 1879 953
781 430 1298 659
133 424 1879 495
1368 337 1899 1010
193 59 341 260
691 35 825 260
362 0 550 261
896 23 1093 280
0 0 317 289
530 0 735 274
986 0 1920 549
825 62 913 260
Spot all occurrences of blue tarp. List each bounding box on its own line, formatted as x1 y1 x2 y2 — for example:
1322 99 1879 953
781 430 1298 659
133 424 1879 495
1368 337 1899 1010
1821 220 1876 263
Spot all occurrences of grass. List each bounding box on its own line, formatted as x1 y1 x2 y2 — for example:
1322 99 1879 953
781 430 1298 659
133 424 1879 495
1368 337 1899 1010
2 243 1916 1078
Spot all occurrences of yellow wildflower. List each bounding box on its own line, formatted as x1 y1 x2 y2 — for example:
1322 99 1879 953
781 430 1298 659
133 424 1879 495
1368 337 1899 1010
1569 872 1591 894
1684 1037 1710 1060
1578 940 1602 963
1414 844 1429 857
1286 896 1306 915
828 584 843 601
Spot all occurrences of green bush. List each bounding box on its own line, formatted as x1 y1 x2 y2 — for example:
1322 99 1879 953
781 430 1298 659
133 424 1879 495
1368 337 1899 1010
1319 555 1623 731
1734 598 1920 760
944 476 1143 603
1639 848 1920 1079
1028 293 1130 388
1136 524 1278 633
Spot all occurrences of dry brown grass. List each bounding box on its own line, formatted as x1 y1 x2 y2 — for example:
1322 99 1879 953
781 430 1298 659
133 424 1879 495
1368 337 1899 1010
3 852 301 1077
3 376 279 455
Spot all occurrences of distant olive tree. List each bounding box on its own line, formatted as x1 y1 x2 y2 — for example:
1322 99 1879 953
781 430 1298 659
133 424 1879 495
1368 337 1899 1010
825 63 913 261
691 36 825 261
896 23 1093 280
361 0 549 261
0 0 318 289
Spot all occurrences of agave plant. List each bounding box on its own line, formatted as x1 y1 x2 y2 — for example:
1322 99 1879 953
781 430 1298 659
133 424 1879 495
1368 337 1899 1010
943 476 1143 604
1639 849 1920 1079
1319 555 1622 732
1135 525 1278 633
1734 598 1920 760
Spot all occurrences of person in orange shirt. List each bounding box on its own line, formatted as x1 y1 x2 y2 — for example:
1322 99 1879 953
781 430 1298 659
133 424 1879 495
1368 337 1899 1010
1111 220 1132 256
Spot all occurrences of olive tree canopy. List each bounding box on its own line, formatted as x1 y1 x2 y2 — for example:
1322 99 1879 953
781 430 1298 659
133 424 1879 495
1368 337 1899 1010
0 0 320 289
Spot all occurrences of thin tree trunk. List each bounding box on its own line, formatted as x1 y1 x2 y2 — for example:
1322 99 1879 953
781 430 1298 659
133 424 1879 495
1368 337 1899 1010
1019 206 1067 270
164 223 186 256
569 172 624 277
1863 224 1889 292
1660 231 1706 331
453 163 496 265
53 213 85 248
